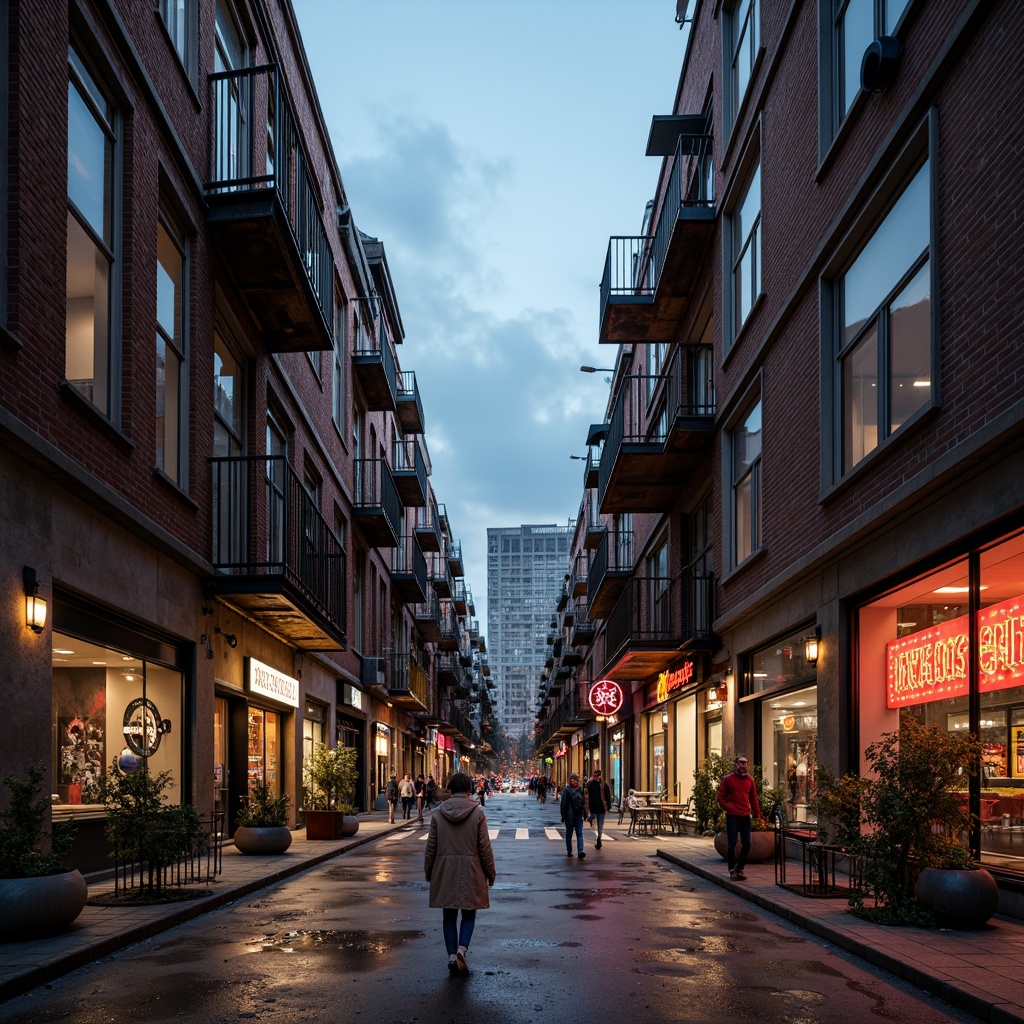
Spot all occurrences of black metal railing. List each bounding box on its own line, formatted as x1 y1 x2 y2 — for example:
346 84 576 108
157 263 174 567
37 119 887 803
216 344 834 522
210 455 346 628
590 528 634 599
392 533 428 595
354 296 398 395
415 496 443 551
207 64 333 329
440 601 462 648
353 458 402 543
604 575 678 656
397 370 425 431
389 652 430 705
393 436 427 499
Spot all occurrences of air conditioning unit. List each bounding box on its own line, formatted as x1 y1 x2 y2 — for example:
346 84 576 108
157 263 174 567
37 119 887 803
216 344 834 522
360 657 386 687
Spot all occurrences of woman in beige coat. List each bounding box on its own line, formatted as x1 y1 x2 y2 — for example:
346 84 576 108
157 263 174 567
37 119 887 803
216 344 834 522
424 771 496 975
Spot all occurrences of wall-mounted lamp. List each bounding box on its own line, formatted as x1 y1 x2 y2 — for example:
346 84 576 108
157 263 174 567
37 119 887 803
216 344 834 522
23 567 47 634
804 626 822 665
710 680 727 704
215 626 238 649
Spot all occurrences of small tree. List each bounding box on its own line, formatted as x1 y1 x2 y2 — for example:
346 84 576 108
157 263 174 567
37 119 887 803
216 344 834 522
692 753 730 834
814 766 866 849
0 764 77 878
303 745 358 813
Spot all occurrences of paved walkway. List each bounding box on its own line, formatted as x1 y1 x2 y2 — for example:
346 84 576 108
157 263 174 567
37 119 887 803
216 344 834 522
3 812 1024 1023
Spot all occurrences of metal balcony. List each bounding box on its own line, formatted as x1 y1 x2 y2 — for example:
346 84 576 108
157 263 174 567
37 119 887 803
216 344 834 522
352 296 398 412
587 528 634 619
392 437 427 508
437 701 474 743
414 496 443 552
391 534 428 605
436 650 461 687
429 551 454 598
439 602 462 651
209 455 345 649
453 579 468 615
353 458 401 548
396 370 425 435
598 347 715 514
447 540 464 578
388 652 430 711
599 131 714 344
571 600 597 647
414 591 442 643
571 552 588 597
205 64 333 353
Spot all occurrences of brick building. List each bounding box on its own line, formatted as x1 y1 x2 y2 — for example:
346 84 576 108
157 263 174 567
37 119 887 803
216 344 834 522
537 0 1024 882
1 0 492 871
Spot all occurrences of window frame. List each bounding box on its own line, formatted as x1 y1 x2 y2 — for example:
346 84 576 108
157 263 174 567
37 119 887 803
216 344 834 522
158 0 198 83
724 381 764 573
723 0 760 142
820 111 938 489
723 127 763 351
333 293 346 435
155 209 189 487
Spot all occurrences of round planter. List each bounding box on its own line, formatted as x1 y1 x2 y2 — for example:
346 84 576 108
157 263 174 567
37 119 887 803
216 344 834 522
339 815 360 838
305 810 359 840
915 866 999 929
233 825 293 856
714 830 776 864
0 869 88 940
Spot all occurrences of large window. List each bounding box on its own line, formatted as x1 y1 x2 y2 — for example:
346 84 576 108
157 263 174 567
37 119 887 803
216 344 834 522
838 158 931 475
333 295 346 431
66 45 117 416
731 398 762 566
160 0 196 80
156 214 187 484
725 0 759 136
730 161 762 341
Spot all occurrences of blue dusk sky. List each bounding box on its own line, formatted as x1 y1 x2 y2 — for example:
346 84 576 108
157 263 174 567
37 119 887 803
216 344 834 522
291 1 688 629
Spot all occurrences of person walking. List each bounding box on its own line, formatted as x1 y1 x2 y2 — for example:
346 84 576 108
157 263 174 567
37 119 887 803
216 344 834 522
584 768 612 850
385 770 399 824
424 771 496 976
415 773 426 822
399 772 416 820
716 754 762 880
425 774 437 810
560 773 589 859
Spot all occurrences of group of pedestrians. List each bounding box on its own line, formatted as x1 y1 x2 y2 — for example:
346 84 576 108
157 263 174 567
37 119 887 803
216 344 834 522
385 771 437 824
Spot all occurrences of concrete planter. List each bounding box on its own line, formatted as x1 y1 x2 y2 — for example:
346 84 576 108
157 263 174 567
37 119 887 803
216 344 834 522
304 811 359 840
714 830 777 864
233 825 293 856
915 866 999 929
0 869 88 940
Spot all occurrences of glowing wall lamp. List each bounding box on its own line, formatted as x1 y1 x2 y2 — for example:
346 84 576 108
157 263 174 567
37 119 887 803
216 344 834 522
804 626 822 665
23 567 47 634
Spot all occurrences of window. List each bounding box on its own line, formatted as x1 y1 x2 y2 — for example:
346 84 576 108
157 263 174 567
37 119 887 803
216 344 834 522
837 156 931 475
266 414 287 565
159 0 196 80
647 539 670 635
729 159 762 343
725 0 759 136
731 398 762 566
213 330 244 565
156 214 187 484
66 45 117 417
333 296 346 430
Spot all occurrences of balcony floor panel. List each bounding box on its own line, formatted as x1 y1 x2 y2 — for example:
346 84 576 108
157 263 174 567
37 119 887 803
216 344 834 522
353 511 400 548
209 581 344 651
352 360 397 412
396 399 425 435
394 476 427 508
599 448 703 514
601 644 680 682
588 575 630 620
392 577 428 605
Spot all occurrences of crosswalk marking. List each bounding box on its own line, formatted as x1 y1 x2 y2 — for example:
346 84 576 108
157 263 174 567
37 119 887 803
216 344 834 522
388 826 617 842
515 828 529 840
544 827 562 841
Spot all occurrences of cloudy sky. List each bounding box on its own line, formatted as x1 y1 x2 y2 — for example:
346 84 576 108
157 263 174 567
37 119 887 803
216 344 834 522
291 1 687 628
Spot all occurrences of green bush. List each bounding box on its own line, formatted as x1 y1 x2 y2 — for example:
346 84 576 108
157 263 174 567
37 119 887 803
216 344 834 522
237 784 289 828
0 763 77 878
692 753 730 834
302 745 358 811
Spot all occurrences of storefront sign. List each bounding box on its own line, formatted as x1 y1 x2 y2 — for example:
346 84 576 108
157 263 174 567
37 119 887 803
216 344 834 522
122 697 170 758
247 658 300 708
589 679 624 717
656 662 695 702
886 595 1024 707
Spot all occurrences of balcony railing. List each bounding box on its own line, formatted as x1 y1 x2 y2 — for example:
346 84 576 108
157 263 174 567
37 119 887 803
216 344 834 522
353 458 401 548
599 131 714 344
392 437 427 508
209 455 345 649
206 64 333 352
396 370 425 434
414 591 442 643
415 496 443 552
439 601 462 651
588 527 634 619
388 652 430 710
352 297 398 411
391 533 428 605
448 540 464 578
453 579 468 615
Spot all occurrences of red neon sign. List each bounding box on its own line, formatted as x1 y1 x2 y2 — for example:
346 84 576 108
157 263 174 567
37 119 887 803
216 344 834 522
589 679 624 717
885 594 1024 708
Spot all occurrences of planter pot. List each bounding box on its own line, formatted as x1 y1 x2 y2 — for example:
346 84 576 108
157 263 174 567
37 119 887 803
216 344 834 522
305 811 360 840
233 825 293 856
714 830 776 864
915 866 999 929
0 869 88 940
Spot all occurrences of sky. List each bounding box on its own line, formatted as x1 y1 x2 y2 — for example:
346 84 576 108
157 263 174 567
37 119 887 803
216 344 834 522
291 1 688 631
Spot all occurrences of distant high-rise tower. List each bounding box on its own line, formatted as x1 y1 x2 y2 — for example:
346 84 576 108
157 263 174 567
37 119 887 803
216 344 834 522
487 524 571 743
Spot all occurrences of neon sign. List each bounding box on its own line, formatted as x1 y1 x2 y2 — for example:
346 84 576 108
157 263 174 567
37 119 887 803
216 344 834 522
656 662 695 702
589 679 624 717
886 594 1024 708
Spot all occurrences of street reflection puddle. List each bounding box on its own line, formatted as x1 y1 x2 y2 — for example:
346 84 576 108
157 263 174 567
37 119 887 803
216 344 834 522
246 929 424 966
500 938 583 948
552 887 641 911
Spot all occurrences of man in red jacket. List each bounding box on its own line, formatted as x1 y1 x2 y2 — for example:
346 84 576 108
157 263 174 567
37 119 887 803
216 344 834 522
716 754 761 880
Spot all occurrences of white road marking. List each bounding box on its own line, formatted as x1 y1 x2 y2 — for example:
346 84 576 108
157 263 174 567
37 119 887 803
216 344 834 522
515 828 529 840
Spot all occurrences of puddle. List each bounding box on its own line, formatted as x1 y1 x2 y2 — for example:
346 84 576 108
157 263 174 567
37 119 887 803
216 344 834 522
246 929 424 968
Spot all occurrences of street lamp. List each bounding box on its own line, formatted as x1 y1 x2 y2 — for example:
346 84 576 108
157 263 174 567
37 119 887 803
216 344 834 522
580 365 615 374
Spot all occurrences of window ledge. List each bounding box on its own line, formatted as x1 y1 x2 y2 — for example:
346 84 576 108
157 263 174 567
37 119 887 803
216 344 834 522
153 467 199 509
0 324 23 352
58 381 136 453
723 290 766 368
721 544 767 586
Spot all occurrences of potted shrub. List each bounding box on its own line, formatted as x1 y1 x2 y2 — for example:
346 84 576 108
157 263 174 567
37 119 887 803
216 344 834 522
852 714 998 927
0 763 86 938
234 784 292 855
302 744 359 840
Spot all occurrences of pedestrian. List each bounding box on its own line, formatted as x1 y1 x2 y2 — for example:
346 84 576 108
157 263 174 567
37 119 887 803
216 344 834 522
385 770 399 824
476 777 486 806
399 772 416 820
584 768 612 849
425 774 437 810
560 773 589 859
716 754 762 881
424 771 496 976
415 773 426 822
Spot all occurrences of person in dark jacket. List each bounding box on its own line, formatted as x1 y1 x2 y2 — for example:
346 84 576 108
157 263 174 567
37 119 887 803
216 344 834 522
584 768 612 850
560 773 589 859
716 754 762 880
385 771 399 824
424 774 437 810
424 771 496 976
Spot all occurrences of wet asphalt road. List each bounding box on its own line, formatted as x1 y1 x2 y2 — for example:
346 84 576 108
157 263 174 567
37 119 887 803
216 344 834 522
0 793 977 1024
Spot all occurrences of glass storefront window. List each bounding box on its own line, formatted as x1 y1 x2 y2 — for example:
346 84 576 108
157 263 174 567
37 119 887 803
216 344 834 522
761 685 817 824
52 633 182 809
743 628 816 696
247 707 280 797
648 712 666 795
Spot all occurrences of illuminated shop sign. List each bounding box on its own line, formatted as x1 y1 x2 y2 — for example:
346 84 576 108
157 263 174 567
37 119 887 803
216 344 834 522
589 679 624 717
886 595 1024 708
656 662 695 702
247 658 300 708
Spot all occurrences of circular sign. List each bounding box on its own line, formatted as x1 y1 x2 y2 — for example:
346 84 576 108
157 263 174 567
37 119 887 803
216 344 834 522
589 679 624 717
122 697 163 758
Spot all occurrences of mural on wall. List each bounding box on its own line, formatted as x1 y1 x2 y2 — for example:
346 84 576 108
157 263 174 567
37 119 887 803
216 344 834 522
53 668 107 803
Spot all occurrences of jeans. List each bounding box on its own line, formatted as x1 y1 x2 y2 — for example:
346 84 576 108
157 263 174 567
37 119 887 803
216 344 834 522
442 908 476 954
725 813 752 871
401 796 413 818
565 815 584 854
590 812 606 841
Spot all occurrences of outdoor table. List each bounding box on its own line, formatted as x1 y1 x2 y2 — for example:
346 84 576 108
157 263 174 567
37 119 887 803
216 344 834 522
657 802 690 834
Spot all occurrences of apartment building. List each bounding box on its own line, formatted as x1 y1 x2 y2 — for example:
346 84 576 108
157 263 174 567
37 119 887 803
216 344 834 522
1 0 489 871
537 0 1024 879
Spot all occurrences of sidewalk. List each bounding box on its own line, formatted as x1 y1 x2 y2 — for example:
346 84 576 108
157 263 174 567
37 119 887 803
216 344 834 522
654 830 1024 1024
4 815 1024 1023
